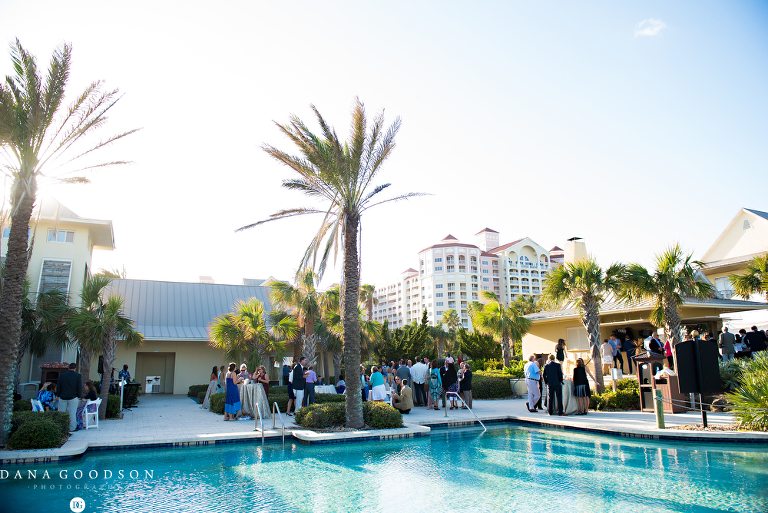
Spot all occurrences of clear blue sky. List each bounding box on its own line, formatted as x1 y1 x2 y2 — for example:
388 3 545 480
2 1 766 288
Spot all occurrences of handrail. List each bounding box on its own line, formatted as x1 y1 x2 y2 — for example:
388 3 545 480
444 391 486 433
272 402 286 444
254 403 264 446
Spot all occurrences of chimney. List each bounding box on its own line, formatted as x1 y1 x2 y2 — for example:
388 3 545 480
564 237 587 263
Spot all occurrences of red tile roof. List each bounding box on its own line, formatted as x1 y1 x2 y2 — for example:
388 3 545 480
419 242 480 253
441 234 458 241
487 238 526 253
474 227 499 235
550 246 563 252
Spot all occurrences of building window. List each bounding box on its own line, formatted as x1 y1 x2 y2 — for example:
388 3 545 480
47 229 75 243
39 259 72 294
435 266 443 271
447 265 454 272
482 260 488 265
483 286 489 290
436 311 443 316
482 269 489 274
436 302 443 306
483 277 489 282
435 257 442 262
436 284 443 289
436 293 443 297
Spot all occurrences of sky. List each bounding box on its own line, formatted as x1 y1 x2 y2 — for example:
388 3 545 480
1 1 767 289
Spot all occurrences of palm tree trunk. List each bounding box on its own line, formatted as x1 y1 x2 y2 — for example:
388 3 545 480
580 297 605 394
343 214 363 429
664 298 682 371
98 332 117 420
438 337 444 360
0 190 36 445
79 346 92 383
501 330 512 367
333 348 343 383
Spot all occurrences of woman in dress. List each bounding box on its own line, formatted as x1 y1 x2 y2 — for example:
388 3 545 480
201 366 219 410
427 360 443 410
664 338 674 369
572 358 591 415
224 362 243 421
37 382 57 411
76 382 99 430
444 362 459 409
217 364 226 394
369 366 386 402
255 366 269 400
555 339 567 367
239 363 251 381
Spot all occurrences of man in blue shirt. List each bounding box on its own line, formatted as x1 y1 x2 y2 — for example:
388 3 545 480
524 355 541 413
610 336 624 373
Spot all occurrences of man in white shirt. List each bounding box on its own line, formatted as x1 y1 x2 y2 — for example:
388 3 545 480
524 355 541 413
410 358 428 406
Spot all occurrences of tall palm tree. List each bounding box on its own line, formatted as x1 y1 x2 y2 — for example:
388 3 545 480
0 40 135 442
237 98 422 428
729 253 768 301
442 309 461 331
67 277 143 420
542 258 624 393
512 295 541 315
359 284 378 320
429 322 454 360
471 291 532 366
620 244 715 370
209 298 297 372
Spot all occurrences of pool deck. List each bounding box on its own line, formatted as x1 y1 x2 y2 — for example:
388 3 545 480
3 394 767 465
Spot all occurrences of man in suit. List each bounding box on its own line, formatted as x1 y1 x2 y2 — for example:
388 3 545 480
718 327 736 361
57 362 82 432
543 354 564 416
292 357 308 411
392 377 413 414
744 326 768 354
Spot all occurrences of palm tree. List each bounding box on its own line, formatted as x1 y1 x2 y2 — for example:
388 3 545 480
429 322 454 360
67 277 143 419
209 298 297 372
237 98 422 428
0 40 136 443
620 244 715 370
268 269 325 363
442 309 461 331
542 258 624 393
359 284 378 320
471 291 532 366
512 295 541 315
729 253 768 301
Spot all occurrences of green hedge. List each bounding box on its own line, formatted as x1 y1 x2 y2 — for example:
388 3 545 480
106 395 122 418
9 419 62 450
14 399 32 412
12 410 70 440
198 392 207 404
590 389 640 411
188 384 209 398
294 401 403 430
615 378 639 392
209 392 225 414
471 374 513 399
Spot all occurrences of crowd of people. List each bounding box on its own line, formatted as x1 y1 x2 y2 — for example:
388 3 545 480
524 350 590 416
357 355 473 414
34 362 100 431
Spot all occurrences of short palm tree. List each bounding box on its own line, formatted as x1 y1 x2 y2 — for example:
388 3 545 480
237 98 422 428
429 322 454 360
67 277 143 420
359 284 378 320
619 244 715 370
542 258 624 393
0 40 135 442
442 309 461 331
729 253 768 301
209 298 297 371
268 269 325 362
471 291 532 366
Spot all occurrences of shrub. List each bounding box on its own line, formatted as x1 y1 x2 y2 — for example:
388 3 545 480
188 384 209 398
728 353 768 431
315 393 345 404
615 378 639 392
106 395 122 418
295 403 346 428
271 386 288 395
198 392 207 404
471 374 513 399
14 399 32 412
12 411 70 439
8 419 63 450
269 393 289 414
590 389 640 411
719 359 747 392
209 393 225 414
363 402 403 429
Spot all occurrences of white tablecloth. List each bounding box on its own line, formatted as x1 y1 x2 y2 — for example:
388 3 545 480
543 379 579 415
236 383 271 419
316 385 336 394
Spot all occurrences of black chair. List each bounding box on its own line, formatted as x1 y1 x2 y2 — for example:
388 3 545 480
122 383 141 410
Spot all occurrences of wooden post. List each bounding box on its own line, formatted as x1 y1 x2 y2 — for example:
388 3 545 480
654 389 665 429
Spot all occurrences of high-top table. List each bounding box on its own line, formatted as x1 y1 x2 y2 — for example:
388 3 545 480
236 382 271 419
543 379 579 415
315 385 336 394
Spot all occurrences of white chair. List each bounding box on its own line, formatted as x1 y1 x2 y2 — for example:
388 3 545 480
30 399 44 412
85 398 101 429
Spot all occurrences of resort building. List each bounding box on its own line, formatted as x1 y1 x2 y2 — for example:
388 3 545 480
4 198 115 385
372 229 552 328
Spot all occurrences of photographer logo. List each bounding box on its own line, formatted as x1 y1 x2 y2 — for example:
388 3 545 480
70 497 85 512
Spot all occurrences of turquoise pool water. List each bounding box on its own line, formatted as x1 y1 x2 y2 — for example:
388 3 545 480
1 424 766 512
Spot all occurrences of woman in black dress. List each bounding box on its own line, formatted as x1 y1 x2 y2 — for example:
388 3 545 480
572 358 591 415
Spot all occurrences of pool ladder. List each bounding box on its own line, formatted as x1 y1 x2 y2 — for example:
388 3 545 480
445 392 486 433
253 403 287 446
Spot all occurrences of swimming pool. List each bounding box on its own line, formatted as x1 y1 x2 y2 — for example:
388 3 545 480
2 424 766 512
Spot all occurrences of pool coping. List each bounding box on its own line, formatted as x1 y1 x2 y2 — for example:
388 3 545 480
3 413 767 465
